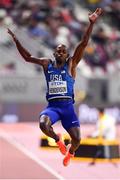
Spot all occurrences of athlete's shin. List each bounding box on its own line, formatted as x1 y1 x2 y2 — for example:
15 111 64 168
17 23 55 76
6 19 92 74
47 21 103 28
69 136 81 154
67 127 81 154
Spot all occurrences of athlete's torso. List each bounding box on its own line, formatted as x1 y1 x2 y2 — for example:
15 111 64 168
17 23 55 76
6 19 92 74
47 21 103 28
44 60 75 102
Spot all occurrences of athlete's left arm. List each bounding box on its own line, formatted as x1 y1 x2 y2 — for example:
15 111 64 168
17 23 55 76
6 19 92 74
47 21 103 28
72 8 102 67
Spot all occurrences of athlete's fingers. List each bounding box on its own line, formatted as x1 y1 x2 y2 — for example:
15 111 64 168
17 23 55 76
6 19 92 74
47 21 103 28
95 8 102 16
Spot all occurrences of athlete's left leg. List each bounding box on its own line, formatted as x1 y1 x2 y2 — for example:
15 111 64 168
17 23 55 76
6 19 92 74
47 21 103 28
67 126 81 154
63 127 81 166
61 101 81 166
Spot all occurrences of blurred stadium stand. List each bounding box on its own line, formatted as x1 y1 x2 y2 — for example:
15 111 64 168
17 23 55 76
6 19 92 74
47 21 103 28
0 0 120 123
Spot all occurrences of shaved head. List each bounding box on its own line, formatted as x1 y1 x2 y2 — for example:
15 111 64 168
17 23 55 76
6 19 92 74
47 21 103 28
54 44 69 64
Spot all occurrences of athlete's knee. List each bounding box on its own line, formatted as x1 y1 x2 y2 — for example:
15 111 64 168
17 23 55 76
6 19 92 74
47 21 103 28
68 127 81 146
72 135 81 146
39 115 51 131
71 132 81 146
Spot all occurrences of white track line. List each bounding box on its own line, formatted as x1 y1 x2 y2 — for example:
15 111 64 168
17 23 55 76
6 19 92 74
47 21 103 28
0 130 65 180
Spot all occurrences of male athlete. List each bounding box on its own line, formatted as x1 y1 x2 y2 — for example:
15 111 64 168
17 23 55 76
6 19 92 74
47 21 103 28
8 8 102 166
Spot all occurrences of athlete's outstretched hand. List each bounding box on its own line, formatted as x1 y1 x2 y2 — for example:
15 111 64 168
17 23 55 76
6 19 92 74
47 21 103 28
7 28 17 41
89 8 102 23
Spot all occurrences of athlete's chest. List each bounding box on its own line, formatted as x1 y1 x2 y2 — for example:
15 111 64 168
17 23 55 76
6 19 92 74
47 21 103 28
47 69 67 94
47 68 66 81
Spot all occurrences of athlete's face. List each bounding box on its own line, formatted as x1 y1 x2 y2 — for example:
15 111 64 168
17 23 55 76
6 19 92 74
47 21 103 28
54 44 69 64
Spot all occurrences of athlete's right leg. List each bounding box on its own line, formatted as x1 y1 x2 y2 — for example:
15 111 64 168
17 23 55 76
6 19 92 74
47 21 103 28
39 114 59 141
39 114 67 155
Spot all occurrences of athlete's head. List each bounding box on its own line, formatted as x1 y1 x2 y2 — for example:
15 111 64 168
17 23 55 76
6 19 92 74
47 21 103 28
53 44 69 64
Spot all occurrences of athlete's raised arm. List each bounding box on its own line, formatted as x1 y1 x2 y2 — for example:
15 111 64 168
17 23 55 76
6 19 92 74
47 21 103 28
72 8 102 67
7 28 49 69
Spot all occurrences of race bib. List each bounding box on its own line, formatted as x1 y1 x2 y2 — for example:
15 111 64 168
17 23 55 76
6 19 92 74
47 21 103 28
49 81 67 94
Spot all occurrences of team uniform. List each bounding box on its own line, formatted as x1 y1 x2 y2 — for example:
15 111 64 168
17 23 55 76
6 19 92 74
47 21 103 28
8 7 102 167
40 60 80 131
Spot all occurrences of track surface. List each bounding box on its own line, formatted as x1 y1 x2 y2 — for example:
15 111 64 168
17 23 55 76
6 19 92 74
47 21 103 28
0 138 56 179
0 122 120 179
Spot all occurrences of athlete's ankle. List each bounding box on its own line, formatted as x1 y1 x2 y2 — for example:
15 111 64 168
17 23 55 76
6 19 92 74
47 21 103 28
69 147 75 155
68 151 74 157
55 134 60 142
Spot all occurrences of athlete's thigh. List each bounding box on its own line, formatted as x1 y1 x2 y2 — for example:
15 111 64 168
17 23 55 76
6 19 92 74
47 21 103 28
61 103 80 131
39 107 60 125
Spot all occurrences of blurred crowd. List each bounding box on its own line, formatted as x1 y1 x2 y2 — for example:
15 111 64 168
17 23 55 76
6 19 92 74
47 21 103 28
84 0 120 29
0 0 120 76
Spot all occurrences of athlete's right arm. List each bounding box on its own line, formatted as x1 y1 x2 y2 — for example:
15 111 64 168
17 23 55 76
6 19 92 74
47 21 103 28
7 28 49 69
